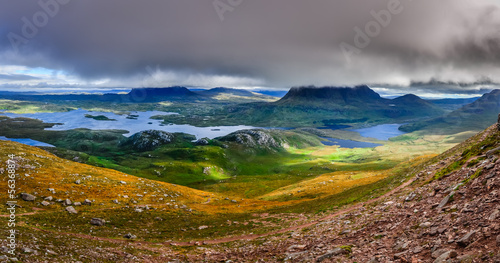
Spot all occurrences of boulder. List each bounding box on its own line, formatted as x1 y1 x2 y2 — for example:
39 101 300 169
457 230 476 247
20 193 36 201
90 218 105 226
65 206 77 214
316 247 349 262
433 250 457 263
437 192 454 209
124 233 136 239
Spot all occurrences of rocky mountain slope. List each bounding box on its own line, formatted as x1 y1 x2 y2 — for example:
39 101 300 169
184 121 500 262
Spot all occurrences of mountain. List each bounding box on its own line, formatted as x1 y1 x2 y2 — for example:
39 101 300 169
195 87 278 102
0 87 278 105
427 97 480 111
277 85 383 104
400 89 500 134
199 87 256 97
125 86 203 102
0 87 204 103
220 86 445 127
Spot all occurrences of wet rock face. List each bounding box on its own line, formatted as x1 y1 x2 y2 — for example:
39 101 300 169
126 130 174 151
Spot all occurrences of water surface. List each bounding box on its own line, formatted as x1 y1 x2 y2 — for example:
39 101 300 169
0 109 259 139
0 136 55 147
353 124 406 141
320 137 381 149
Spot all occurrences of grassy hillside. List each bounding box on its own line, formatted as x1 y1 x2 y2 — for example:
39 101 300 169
400 89 500 134
0 123 466 261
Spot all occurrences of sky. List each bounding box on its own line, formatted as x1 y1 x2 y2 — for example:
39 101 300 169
1 0 500 97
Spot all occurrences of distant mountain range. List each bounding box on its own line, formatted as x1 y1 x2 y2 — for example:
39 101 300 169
0 87 276 103
220 85 446 127
1 85 493 130
400 89 500 134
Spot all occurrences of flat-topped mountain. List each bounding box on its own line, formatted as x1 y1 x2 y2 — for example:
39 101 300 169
220 86 445 127
278 85 382 104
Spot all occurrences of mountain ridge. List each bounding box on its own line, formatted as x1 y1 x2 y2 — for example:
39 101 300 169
400 89 500 134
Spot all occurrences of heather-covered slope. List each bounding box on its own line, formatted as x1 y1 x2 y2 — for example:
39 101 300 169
185 122 500 262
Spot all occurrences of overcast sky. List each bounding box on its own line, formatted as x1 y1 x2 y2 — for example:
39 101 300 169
1 0 500 97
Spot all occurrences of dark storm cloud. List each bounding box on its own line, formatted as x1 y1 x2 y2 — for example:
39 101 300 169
1 0 500 91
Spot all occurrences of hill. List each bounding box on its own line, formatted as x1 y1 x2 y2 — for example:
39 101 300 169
428 97 479 111
400 89 500 134
185 119 500 262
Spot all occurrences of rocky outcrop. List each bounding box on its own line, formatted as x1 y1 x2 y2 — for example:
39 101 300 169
123 130 174 151
217 129 283 149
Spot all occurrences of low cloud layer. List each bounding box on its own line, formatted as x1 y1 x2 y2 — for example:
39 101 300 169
0 0 500 95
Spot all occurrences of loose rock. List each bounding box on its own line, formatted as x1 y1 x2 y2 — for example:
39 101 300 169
456 230 476 247
20 193 36 201
65 206 77 214
90 218 105 226
316 247 348 262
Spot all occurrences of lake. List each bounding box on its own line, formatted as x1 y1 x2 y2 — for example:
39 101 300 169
319 123 406 149
320 137 382 149
0 109 406 149
0 136 55 147
353 124 406 141
0 109 260 139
